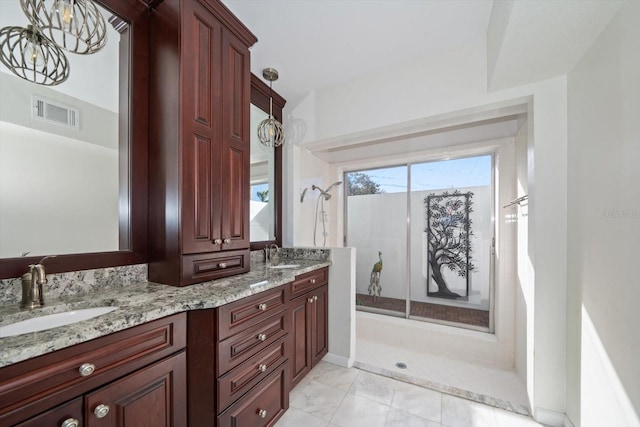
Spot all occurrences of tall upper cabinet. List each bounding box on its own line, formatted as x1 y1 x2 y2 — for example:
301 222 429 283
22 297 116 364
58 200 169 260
149 0 257 286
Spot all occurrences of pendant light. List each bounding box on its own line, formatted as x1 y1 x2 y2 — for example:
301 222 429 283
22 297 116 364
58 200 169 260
0 24 69 86
20 0 108 55
257 68 285 148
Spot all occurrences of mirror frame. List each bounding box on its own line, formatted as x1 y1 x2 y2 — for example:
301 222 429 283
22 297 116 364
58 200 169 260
0 0 149 279
250 73 286 251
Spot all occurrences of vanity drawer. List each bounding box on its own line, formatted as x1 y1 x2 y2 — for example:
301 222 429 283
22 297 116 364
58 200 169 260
182 250 250 285
218 310 289 375
217 335 288 412
15 397 82 427
218 285 287 340
218 361 289 427
290 267 328 298
0 313 186 426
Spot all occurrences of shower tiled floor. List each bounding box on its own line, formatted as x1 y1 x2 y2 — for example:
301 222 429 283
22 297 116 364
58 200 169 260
275 361 544 427
356 294 490 328
355 338 530 414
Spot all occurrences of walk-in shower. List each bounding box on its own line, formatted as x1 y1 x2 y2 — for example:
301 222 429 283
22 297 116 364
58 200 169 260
300 181 342 247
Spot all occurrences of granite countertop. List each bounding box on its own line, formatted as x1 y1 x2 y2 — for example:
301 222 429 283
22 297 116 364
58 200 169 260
0 259 330 368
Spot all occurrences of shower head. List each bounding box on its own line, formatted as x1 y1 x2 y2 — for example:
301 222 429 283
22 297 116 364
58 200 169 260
312 181 343 200
326 181 343 192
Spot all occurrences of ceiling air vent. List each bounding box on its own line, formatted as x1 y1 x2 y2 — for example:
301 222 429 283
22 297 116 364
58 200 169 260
32 96 80 130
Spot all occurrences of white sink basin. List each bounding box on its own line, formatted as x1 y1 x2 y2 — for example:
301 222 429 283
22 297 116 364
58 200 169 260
268 264 300 269
0 306 118 338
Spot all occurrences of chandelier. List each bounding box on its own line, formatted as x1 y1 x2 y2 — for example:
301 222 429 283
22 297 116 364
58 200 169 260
257 68 285 148
0 0 107 86
21 0 108 55
0 25 69 86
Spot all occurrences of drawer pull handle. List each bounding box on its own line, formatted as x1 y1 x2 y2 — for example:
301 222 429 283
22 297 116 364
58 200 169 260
214 238 223 244
257 303 267 311
79 363 96 377
258 363 267 372
61 418 79 427
257 333 267 341
219 262 227 269
309 278 316 284
223 238 231 244
307 297 314 304
257 409 268 418
94 404 110 419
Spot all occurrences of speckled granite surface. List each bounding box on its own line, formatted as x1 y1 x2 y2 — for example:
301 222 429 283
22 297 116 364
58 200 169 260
0 257 330 368
0 264 148 306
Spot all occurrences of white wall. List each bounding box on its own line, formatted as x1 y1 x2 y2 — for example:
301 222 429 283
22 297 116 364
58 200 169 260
514 117 534 409
325 247 356 367
284 38 568 421
566 2 640 426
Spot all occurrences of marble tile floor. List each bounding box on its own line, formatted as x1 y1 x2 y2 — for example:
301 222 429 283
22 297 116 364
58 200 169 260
275 361 547 427
355 338 530 414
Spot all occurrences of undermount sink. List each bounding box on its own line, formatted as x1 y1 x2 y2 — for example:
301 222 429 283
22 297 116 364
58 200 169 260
0 306 118 338
268 264 300 269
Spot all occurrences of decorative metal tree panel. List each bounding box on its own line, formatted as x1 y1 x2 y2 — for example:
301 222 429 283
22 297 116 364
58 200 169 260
425 191 475 300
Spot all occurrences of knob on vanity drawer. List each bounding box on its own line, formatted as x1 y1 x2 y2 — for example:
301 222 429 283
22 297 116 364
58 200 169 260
79 363 95 377
61 418 79 427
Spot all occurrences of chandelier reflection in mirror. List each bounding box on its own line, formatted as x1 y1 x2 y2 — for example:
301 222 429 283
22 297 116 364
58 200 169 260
0 24 69 86
0 0 107 86
21 0 108 55
257 68 285 148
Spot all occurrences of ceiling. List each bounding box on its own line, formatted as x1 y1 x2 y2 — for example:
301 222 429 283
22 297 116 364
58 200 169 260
222 0 493 107
222 0 624 108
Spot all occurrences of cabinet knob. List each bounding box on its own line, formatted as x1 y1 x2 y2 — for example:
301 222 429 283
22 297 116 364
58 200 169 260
258 364 267 372
223 238 231 244
218 263 227 269
314 295 318 302
61 418 79 427
257 333 267 342
257 409 268 419
307 297 314 304
79 363 96 377
257 303 267 311
309 278 316 284
94 404 110 419
214 238 223 245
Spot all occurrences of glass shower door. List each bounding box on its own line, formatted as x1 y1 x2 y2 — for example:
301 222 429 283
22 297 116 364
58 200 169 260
346 166 407 317
409 155 493 329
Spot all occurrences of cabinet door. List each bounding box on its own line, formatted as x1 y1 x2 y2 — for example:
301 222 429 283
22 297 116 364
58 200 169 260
310 285 329 366
289 295 311 388
16 397 82 427
181 0 224 255
220 28 250 251
85 352 186 427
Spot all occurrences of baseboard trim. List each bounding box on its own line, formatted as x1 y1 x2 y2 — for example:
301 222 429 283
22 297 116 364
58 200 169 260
534 407 566 427
322 352 354 368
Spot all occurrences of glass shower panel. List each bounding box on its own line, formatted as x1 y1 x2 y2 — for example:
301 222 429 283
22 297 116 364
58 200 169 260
346 166 407 316
409 156 493 329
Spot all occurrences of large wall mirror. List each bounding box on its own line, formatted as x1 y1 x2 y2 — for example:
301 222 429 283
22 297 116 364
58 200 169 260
250 74 285 250
0 0 148 279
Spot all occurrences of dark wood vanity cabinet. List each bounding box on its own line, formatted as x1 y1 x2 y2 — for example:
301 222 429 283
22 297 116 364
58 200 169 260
148 0 257 286
187 286 290 427
0 314 187 427
289 268 329 388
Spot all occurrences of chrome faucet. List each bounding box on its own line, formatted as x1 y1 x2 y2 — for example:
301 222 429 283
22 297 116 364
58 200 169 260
264 244 279 264
21 256 56 310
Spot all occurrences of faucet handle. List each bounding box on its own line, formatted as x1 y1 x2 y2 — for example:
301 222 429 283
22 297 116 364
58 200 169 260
37 255 57 265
